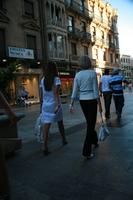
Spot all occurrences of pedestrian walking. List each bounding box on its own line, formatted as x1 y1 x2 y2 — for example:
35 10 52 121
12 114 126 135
40 61 67 155
99 68 112 120
109 68 125 120
0 91 17 200
69 55 102 159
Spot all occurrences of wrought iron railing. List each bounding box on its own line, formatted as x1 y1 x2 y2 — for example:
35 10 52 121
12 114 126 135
64 0 93 20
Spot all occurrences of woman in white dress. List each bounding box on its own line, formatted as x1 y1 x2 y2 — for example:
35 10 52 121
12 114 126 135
40 62 67 155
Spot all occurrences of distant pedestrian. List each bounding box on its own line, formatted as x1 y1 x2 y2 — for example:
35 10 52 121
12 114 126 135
99 69 112 120
128 81 132 92
21 86 29 100
109 69 125 120
69 56 102 159
40 61 67 155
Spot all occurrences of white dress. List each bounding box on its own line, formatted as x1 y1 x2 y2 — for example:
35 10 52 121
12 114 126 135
40 77 63 123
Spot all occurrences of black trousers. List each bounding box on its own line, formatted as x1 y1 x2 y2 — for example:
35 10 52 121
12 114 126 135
80 99 98 156
113 95 124 115
103 91 112 118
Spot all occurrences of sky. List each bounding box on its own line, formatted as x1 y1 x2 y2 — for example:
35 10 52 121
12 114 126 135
108 0 133 56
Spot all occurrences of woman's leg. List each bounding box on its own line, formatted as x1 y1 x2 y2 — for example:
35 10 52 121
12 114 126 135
80 100 97 157
43 123 51 154
58 120 68 145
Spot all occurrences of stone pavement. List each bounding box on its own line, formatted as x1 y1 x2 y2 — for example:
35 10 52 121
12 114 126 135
6 92 133 200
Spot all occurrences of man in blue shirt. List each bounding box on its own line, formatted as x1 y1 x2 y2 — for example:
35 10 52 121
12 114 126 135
109 69 125 120
99 69 112 120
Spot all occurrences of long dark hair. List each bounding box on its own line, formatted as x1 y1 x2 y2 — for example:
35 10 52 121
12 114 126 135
44 61 58 91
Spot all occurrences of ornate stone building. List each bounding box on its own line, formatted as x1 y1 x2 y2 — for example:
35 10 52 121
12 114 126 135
0 0 120 100
89 0 120 76
120 55 133 82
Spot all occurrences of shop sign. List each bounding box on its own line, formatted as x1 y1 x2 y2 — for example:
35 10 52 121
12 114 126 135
8 46 34 59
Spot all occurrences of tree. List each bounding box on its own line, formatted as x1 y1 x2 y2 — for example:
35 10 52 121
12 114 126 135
0 63 17 101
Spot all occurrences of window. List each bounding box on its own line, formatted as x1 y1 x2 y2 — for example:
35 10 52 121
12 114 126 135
100 10 103 22
0 0 4 9
110 53 113 63
26 34 36 58
57 35 64 57
71 43 77 55
27 34 36 49
80 0 84 12
48 33 53 51
24 0 34 18
84 46 88 55
0 29 6 57
103 51 106 61
80 21 86 32
67 16 74 32
101 31 104 39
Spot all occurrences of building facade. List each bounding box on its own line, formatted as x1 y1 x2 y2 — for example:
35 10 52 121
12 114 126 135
120 54 133 82
0 0 43 102
89 0 120 76
0 0 120 102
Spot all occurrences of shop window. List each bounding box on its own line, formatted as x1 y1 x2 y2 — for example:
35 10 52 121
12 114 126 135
24 0 34 18
0 29 6 57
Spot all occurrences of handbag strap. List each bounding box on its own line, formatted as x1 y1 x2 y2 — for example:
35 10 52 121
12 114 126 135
100 111 104 124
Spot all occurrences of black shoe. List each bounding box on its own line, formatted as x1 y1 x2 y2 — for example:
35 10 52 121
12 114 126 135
62 140 68 145
94 143 99 148
43 150 51 156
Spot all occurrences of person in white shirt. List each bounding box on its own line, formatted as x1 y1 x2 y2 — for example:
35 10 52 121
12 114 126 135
69 56 102 159
99 69 112 119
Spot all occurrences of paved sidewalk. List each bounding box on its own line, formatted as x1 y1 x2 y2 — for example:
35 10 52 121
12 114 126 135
7 92 133 200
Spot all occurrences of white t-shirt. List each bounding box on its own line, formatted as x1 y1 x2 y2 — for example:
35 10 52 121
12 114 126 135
71 69 99 100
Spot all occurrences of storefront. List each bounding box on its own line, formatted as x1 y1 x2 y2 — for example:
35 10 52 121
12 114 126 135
7 46 42 104
15 70 41 104
59 71 75 95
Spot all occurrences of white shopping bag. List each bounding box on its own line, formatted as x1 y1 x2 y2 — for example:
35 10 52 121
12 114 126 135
98 123 110 141
98 112 110 141
34 114 43 143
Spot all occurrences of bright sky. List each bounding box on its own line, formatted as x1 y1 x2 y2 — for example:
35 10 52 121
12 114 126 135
108 0 133 56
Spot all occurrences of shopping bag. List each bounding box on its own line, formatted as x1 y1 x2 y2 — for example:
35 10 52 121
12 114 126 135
34 114 43 143
98 123 110 141
98 111 110 141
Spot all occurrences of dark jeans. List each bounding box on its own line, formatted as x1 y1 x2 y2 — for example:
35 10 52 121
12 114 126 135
103 91 112 118
113 95 124 116
80 99 98 157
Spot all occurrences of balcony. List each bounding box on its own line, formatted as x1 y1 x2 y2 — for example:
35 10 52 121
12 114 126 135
81 32 91 43
67 26 81 40
46 19 64 29
64 0 92 21
109 42 116 49
67 26 91 43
